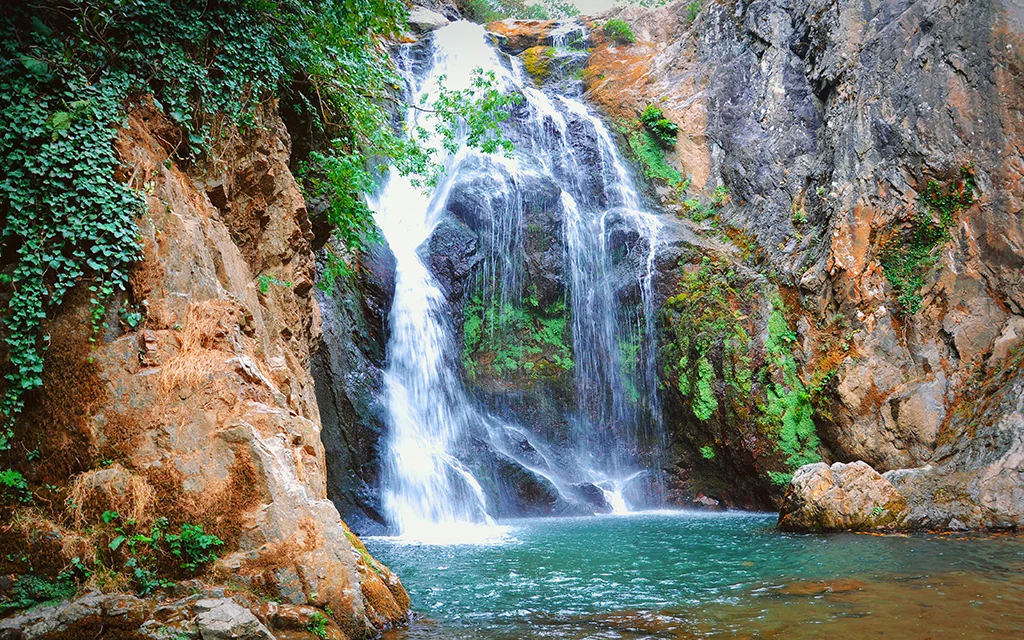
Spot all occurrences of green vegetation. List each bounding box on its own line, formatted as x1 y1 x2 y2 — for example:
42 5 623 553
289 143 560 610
684 185 728 222
640 105 679 147
462 288 573 381
165 523 224 573
458 0 579 22
759 302 821 486
625 127 684 185
0 468 31 504
0 1 519 484
522 47 556 83
613 109 688 195
661 257 754 423
693 357 718 420
0 573 76 613
603 19 636 45
257 274 293 295
880 166 976 313
306 612 329 639
103 511 223 594
661 259 821 487
686 1 703 23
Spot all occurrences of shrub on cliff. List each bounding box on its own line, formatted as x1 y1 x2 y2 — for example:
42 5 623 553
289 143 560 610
640 105 679 147
603 19 636 45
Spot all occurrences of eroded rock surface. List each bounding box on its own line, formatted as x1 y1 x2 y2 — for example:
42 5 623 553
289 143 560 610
778 461 908 531
1 100 407 635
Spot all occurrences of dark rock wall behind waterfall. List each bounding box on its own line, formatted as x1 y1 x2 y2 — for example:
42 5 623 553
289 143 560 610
312 241 396 534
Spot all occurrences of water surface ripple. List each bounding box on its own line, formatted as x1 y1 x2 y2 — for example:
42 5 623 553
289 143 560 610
368 512 1024 639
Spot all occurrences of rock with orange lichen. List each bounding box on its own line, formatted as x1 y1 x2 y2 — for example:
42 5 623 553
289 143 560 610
487 19 557 54
778 462 908 532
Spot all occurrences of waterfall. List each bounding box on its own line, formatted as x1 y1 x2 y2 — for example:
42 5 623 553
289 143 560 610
373 21 664 539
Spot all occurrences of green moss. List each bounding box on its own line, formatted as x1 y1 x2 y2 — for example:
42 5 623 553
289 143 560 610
880 167 976 314
661 260 821 487
693 356 718 420
661 257 753 423
686 0 703 23
603 18 636 44
758 301 821 482
462 290 573 381
0 574 76 613
627 128 683 185
521 46 555 84
699 445 716 460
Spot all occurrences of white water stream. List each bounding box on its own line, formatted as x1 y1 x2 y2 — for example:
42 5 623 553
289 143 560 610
373 21 663 541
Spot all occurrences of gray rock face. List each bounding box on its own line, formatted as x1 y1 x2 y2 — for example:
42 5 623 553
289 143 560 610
778 461 908 532
583 0 1024 517
407 7 449 33
196 598 274 640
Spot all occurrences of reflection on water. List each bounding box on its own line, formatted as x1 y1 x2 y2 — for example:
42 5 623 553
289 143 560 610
367 512 1024 639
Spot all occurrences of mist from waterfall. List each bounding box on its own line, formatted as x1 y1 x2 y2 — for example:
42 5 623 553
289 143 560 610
373 21 664 540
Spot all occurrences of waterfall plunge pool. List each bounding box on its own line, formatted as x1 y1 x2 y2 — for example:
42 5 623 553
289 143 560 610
367 511 1024 639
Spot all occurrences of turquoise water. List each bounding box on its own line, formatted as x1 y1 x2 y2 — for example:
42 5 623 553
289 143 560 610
367 511 1024 639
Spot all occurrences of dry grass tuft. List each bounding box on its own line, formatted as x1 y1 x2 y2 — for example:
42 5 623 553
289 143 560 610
159 300 239 390
68 464 156 528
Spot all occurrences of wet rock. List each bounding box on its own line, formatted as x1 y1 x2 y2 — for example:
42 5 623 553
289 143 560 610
571 483 613 513
778 461 908 532
196 598 275 640
425 215 481 308
692 493 720 509
487 19 556 55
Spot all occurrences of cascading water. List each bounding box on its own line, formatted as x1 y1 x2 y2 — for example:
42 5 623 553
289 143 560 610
374 21 665 538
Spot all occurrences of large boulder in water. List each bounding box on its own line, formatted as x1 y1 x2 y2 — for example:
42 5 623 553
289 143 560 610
778 461 908 532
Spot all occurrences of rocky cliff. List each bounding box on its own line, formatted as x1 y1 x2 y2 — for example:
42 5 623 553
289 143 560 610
578 0 1023 525
0 102 408 637
349 0 1023 527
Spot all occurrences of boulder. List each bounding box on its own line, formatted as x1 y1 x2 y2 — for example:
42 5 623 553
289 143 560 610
196 598 275 640
407 7 449 33
777 461 908 532
692 493 721 509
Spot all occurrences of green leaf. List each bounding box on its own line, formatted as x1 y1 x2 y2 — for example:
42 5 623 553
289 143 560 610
18 55 49 78
109 535 126 551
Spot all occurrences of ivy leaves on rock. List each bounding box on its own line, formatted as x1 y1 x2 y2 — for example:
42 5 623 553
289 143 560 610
0 67 143 443
0 0 522 448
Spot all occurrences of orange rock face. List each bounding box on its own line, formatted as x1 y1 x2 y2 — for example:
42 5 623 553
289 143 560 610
1 100 407 636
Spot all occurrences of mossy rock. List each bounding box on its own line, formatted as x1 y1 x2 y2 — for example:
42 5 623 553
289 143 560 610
521 46 555 84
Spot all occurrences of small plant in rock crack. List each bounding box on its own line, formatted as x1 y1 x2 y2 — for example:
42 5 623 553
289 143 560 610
103 511 223 594
256 274 294 295
166 523 224 573
640 105 679 148
686 0 703 23
307 611 330 639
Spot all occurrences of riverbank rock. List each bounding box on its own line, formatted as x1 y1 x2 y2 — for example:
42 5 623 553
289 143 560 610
777 462 908 532
0 589 348 639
